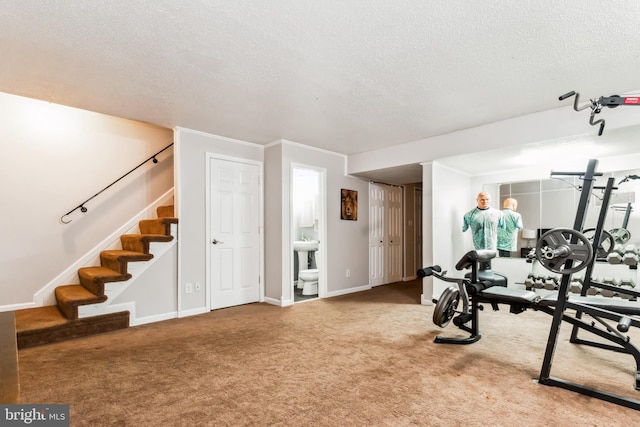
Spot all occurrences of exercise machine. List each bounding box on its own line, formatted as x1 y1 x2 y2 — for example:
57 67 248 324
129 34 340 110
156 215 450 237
559 91 640 136
420 159 640 410
419 250 539 344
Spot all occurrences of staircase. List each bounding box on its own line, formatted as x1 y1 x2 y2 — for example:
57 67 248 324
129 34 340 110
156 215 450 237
15 205 178 349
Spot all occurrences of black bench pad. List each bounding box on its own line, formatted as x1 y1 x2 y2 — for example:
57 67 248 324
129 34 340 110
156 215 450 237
479 287 541 305
540 293 640 316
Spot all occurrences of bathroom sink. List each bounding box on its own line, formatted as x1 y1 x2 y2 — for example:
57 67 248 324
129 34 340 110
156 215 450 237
293 240 318 251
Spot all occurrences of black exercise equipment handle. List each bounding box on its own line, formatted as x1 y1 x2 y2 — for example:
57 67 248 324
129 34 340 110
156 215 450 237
558 90 607 135
550 171 603 177
558 91 576 101
417 265 441 278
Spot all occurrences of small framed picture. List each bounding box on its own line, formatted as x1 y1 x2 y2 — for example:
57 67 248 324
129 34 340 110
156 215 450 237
341 189 358 220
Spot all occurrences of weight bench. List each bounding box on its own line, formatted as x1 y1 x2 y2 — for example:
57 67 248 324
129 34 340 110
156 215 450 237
420 248 640 409
421 159 640 410
418 249 541 344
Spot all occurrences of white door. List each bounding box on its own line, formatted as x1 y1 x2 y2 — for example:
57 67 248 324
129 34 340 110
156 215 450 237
387 186 403 283
209 158 261 310
369 183 386 286
369 183 404 285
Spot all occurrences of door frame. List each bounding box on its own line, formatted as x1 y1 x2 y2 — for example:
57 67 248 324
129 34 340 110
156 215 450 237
289 163 327 300
205 152 264 311
414 187 423 276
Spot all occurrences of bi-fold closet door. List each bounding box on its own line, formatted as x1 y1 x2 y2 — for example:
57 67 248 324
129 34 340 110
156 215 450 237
369 182 403 286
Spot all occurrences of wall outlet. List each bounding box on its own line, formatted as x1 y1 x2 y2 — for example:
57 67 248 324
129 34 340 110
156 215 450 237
346 269 351 277
194 282 201 292
185 283 193 294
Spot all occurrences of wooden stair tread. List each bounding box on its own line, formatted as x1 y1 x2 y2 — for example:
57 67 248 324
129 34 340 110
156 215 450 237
157 205 174 217
100 249 154 261
78 266 128 279
121 233 174 241
78 266 131 295
56 284 104 303
139 217 177 233
16 310 130 349
100 250 153 273
15 306 67 333
120 233 174 254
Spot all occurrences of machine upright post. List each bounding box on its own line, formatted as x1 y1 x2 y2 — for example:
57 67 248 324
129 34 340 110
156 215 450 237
538 159 599 382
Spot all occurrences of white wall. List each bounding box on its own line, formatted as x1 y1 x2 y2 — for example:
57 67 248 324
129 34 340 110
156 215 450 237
430 162 472 298
421 162 434 304
0 92 174 309
403 183 421 280
264 144 284 301
174 127 264 315
113 245 178 324
266 140 370 305
347 105 640 177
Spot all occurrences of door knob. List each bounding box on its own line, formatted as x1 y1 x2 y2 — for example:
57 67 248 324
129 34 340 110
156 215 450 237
212 239 224 244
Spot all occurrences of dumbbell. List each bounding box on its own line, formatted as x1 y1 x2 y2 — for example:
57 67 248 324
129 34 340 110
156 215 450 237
569 280 582 294
607 244 625 264
602 277 621 286
524 275 535 290
622 244 639 266
533 277 545 289
620 278 635 288
585 280 600 295
600 277 621 298
544 276 559 290
619 278 637 300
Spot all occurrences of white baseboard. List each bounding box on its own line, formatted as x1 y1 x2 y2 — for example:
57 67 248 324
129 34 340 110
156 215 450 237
264 296 292 306
421 294 434 306
131 310 179 326
178 306 209 318
0 302 37 312
326 284 371 298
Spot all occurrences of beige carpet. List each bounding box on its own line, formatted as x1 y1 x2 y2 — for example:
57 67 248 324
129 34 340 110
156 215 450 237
17 279 640 426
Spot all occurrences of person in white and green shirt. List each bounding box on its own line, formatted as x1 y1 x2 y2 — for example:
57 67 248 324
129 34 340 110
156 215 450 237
497 198 523 257
462 192 504 251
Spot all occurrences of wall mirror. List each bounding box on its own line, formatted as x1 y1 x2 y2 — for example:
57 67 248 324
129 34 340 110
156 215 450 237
494 167 640 258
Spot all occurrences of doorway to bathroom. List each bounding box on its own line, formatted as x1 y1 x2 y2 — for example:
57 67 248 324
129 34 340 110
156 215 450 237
291 164 326 303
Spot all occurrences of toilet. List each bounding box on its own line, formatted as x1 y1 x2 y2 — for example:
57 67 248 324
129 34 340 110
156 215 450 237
294 241 318 295
298 269 318 295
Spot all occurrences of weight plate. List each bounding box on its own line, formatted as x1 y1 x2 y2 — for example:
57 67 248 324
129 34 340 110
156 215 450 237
535 228 594 275
610 228 631 245
582 228 615 258
432 286 460 328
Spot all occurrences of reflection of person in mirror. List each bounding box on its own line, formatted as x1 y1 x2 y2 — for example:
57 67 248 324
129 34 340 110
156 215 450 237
497 198 523 257
462 192 504 250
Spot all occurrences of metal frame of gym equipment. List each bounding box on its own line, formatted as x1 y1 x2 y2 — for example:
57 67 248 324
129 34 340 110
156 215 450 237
420 159 640 411
536 159 640 410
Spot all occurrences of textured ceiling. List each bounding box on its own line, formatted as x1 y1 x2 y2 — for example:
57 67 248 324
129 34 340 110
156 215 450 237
2 1 640 160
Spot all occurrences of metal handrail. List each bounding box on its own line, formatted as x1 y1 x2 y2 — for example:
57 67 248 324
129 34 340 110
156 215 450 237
60 143 174 224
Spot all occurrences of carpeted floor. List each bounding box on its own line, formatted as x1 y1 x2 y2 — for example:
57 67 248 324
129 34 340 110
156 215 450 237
17 279 640 426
